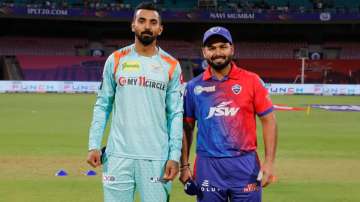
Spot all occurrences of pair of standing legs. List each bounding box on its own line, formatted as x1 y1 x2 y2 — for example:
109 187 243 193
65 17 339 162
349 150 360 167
194 152 262 202
102 155 171 202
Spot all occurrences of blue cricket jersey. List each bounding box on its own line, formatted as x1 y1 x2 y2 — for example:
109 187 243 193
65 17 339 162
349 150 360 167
184 62 273 157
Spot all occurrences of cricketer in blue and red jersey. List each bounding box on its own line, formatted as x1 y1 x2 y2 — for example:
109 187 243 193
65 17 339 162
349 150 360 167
179 26 278 202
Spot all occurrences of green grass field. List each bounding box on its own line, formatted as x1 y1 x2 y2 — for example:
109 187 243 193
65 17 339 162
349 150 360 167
0 94 359 202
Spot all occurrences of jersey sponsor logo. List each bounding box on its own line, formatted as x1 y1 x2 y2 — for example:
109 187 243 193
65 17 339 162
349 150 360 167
199 180 221 193
194 85 216 95
103 175 116 182
232 84 242 94
206 101 240 119
150 63 162 73
150 176 166 183
201 180 209 187
243 183 259 192
122 61 140 72
118 76 166 91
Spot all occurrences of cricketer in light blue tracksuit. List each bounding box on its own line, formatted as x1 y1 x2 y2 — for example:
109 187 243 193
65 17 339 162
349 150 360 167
88 44 183 202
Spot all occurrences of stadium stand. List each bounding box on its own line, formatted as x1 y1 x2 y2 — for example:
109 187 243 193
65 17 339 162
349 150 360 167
324 42 360 59
17 56 104 81
1 0 197 11
236 59 360 83
1 56 23 80
235 42 307 59
1 35 360 83
1 1 360 83
1 0 360 12
2 36 360 60
0 37 87 56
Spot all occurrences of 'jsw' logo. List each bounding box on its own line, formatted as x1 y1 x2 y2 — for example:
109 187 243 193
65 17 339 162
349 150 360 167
206 101 239 119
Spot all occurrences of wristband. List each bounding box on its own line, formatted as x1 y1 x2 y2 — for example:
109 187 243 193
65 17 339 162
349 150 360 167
180 163 190 168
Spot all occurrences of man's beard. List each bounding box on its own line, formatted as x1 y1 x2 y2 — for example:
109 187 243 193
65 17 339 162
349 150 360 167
136 31 156 46
207 55 232 70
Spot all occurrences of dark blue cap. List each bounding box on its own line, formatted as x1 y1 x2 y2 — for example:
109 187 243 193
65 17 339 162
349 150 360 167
184 179 199 196
203 26 233 45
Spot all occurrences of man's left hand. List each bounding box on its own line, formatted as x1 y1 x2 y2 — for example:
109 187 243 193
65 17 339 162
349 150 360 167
162 160 179 181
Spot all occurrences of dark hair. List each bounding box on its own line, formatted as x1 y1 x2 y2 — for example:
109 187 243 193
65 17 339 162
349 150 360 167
133 2 161 22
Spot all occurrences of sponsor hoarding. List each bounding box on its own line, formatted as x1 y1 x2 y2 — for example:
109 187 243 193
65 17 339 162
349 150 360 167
0 81 359 95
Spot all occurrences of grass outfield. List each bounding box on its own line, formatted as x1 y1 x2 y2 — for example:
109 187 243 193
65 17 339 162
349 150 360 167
0 94 359 202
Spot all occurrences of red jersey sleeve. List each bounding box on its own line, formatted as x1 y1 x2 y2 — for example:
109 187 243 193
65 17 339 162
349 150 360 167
253 74 273 117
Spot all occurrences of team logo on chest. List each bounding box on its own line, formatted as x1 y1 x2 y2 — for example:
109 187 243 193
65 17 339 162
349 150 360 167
232 84 242 95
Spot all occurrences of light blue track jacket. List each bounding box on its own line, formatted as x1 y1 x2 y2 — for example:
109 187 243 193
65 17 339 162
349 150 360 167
88 44 183 162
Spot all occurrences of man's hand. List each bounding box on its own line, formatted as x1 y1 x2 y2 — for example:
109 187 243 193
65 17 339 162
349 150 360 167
179 166 192 185
87 149 101 168
260 161 275 187
259 112 277 188
162 160 179 181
